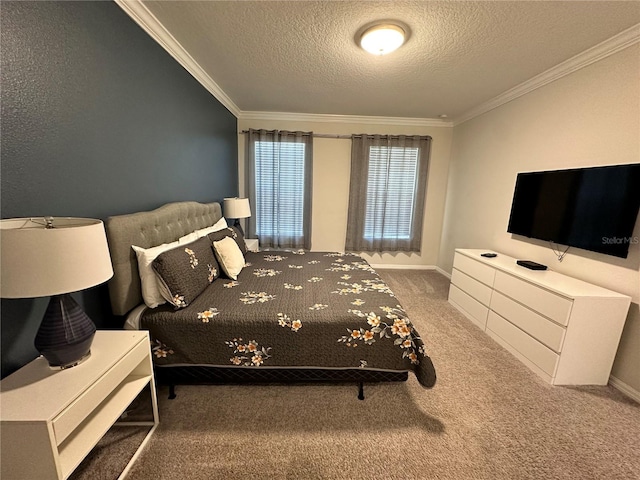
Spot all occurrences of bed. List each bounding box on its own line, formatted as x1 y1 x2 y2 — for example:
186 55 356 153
106 201 436 398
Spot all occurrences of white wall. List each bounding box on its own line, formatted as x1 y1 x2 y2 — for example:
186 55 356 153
439 45 640 391
238 119 453 267
236 45 639 393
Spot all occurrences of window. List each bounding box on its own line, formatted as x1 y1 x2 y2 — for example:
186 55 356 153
364 146 419 240
245 130 313 249
346 135 431 252
254 141 306 237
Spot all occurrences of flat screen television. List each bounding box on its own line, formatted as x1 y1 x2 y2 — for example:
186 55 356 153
507 163 640 258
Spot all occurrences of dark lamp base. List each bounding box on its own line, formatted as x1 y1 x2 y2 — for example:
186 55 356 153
43 342 93 370
231 218 245 236
34 294 97 369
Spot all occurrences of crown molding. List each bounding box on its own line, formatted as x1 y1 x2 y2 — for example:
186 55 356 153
239 111 452 127
115 0 241 117
453 23 640 126
115 1 637 129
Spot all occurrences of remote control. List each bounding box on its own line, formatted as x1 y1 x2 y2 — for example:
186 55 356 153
481 253 497 258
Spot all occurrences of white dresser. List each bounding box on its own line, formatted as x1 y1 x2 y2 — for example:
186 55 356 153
448 249 631 385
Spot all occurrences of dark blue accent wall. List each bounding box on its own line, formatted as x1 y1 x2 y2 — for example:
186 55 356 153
1 1 238 377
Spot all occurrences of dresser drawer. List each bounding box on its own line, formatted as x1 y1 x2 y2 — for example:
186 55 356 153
453 253 496 287
451 268 493 306
52 338 148 445
493 271 572 326
449 284 489 330
490 291 566 352
487 311 559 376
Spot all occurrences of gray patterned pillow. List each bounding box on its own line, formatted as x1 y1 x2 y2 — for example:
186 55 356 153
208 227 247 256
230 226 248 255
152 236 219 308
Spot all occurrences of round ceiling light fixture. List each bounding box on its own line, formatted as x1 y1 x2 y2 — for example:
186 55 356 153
359 24 406 56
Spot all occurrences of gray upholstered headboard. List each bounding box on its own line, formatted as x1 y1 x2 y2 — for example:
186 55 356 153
105 201 222 316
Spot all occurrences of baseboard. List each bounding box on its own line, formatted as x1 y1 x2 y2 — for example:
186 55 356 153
608 375 640 403
370 264 452 279
370 264 437 270
435 266 451 279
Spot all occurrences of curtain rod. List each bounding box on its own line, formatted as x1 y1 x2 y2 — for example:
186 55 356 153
239 130 430 140
240 130 350 139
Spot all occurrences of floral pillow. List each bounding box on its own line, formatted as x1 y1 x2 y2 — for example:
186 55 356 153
152 236 219 308
229 226 248 255
132 241 181 308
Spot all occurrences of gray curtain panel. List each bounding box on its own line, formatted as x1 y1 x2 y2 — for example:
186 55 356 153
245 129 313 249
345 134 431 253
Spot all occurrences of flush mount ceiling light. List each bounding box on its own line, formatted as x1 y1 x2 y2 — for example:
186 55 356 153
359 24 406 55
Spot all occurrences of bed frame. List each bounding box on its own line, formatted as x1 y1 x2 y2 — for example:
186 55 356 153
105 201 408 399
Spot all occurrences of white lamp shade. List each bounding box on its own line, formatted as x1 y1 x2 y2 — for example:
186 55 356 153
0 218 114 298
360 24 405 55
223 198 251 219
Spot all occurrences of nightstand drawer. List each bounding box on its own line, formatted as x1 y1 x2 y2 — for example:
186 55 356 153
453 253 496 287
52 338 148 445
494 271 572 326
490 291 566 352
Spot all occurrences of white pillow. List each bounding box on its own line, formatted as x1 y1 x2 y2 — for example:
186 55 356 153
178 232 199 245
132 241 181 308
177 218 227 244
213 236 244 280
195 217 227 238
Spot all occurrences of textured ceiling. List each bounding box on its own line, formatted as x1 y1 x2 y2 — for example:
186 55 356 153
141 1 640 120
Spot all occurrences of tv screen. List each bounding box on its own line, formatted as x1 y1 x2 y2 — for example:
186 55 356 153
507 164 640 258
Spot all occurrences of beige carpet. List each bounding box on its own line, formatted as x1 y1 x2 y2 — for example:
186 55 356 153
80 270 640 479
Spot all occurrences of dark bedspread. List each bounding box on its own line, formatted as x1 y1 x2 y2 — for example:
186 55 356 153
142 251 436 388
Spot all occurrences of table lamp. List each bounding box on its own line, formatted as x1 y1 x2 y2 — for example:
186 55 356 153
223 197 251 234
0 217 113 369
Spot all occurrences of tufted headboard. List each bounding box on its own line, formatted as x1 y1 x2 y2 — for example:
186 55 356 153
105 201 222 316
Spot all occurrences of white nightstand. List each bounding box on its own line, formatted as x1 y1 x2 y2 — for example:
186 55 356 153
0 330 159 480
245 238 259 252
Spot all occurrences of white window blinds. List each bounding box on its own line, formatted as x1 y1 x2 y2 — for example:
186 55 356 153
345 134 431 252
254 141 306 238
364 146 419 240
245 129 313 250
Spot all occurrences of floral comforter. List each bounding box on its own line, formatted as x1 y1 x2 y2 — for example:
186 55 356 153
142 251 436 388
